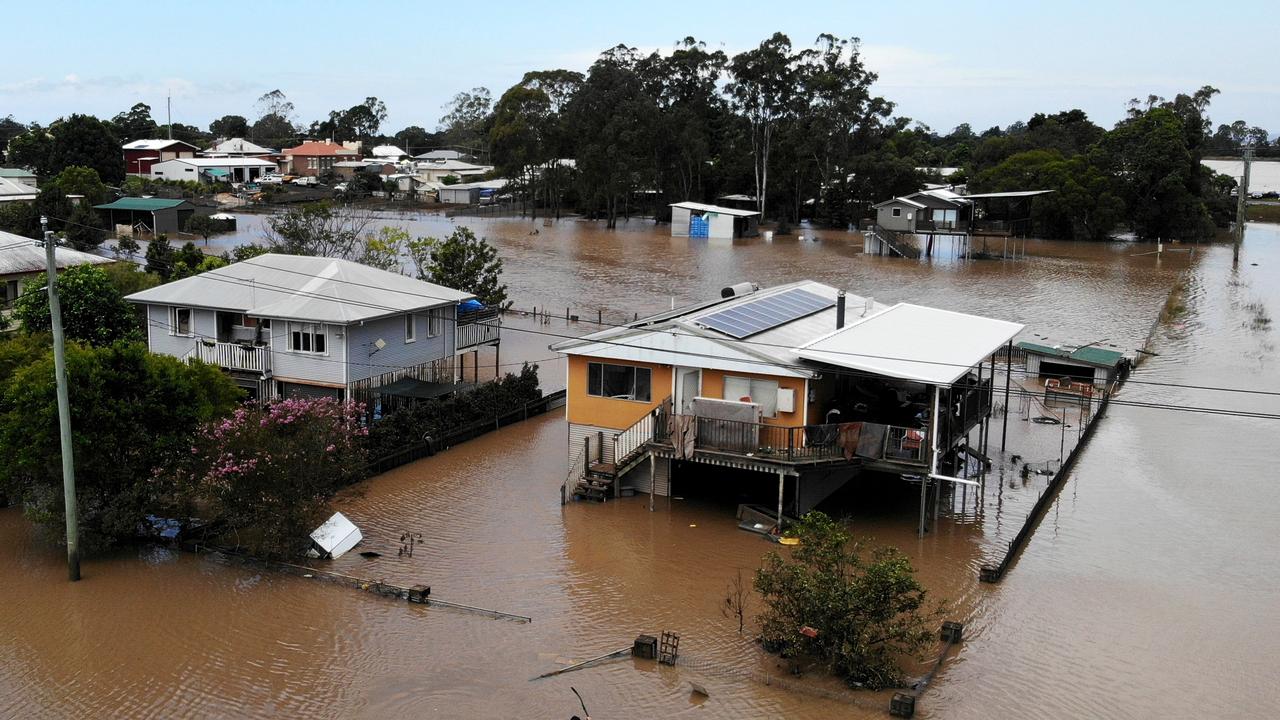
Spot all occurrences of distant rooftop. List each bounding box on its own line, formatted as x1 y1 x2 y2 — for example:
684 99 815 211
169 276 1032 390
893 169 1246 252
94 197 191 211
0 230 114 275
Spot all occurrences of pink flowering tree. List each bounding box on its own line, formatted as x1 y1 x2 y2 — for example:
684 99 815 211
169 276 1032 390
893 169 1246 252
187 397 368 557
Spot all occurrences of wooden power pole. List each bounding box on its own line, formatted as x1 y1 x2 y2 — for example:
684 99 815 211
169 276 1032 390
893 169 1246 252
41 218 80 581
1234 147 1253 264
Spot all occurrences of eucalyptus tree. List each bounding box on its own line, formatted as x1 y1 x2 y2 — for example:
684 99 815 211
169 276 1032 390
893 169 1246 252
727 33 802 219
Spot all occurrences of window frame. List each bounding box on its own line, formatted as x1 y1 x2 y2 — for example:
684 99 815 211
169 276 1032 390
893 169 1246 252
404 313 417 343
723 375 781 418
170 306 193 336
891 207 902 218
426 308 442 338
287 321 328 355
586 361 652 403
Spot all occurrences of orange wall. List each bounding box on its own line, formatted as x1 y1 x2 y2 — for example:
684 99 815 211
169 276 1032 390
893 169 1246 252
566 355 672 430
698 368 807 427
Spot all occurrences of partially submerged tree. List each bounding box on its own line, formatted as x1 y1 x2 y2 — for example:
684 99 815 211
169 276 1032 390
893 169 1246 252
755 512 940 690
182 397 368 557
407 226 508 308
0 341 241 550
262 202 375 259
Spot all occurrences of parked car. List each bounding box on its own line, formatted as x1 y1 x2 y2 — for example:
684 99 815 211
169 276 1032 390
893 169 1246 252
292 176 318 187
333 182 349 194
258 174 284 184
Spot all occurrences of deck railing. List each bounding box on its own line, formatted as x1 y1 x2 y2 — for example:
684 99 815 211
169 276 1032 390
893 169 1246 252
457 308 501 350
192 340 270 373
653 408 848 464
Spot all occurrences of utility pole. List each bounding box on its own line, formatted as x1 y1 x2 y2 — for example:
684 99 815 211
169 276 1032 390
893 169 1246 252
41 217 80 581
166 92 173 140
1234 146 1253 264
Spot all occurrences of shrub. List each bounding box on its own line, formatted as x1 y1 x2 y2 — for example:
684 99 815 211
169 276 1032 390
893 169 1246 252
754 511 941 690
184 397 368 557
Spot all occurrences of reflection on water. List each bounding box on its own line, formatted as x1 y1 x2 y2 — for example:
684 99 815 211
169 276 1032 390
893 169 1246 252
3 215 1276 718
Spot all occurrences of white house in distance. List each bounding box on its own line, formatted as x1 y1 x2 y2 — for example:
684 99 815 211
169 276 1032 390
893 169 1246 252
669 201 761 239
438 179 507 204
149 157 278 184
124 254 501 402
203 138 278 158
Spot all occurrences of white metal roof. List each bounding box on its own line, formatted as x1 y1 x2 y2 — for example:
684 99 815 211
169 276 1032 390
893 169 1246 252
561 327 810 378
0 177 39 199
123 139 197 150
0 231 114 275
371 144 407 157
796 303 1024 386
205 138 277 155
961 190 1054 199
872 196 926 209
155 157 276 168
669 201 760 218
553 281 889 377
124 253 472 324
441 179 508 191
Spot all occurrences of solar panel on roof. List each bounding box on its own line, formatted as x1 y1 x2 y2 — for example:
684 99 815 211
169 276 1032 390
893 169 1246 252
697 288 835 338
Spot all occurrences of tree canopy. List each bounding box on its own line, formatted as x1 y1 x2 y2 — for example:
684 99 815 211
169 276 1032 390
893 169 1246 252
13 264 141 345
408 226 508 308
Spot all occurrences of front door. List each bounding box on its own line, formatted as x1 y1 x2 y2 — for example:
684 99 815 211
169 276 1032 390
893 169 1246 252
675 367 702 414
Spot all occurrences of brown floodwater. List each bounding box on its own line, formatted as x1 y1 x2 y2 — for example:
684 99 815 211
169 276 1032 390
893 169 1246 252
3 215 1277 719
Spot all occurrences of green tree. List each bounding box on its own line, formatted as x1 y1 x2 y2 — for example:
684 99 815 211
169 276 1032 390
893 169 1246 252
209 114 250 138
13 264 141 345
408 226 508 308
0 341 241 550
100 261 160 296
182 397 367 557
186 214 218 244
251 89 298 146
439 87 493 151
111 102 158 142
5 124 55 178
727 33 801 219
46 114 124 184
359 226 409 271
145 234 176 279
394 125 437 155
263 202 374 258
754 512 940 690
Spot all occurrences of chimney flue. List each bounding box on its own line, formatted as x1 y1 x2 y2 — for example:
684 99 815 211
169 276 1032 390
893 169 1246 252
836 291 846 329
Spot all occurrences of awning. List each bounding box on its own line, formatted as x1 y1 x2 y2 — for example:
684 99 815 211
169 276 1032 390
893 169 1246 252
204 168 230 177
373 378 472 400
796 303 1024 386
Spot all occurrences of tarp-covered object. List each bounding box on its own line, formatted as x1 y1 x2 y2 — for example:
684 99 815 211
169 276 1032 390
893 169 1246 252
309 512 362 559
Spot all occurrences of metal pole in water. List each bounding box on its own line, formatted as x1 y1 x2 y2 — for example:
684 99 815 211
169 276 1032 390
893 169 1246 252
1001 340 1012 451
41 219 80 581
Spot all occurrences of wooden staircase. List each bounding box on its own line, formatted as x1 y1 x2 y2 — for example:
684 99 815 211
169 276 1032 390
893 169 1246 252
572 400 668 502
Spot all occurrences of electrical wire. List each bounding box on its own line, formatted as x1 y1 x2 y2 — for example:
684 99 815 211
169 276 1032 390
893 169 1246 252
33 214 1280 408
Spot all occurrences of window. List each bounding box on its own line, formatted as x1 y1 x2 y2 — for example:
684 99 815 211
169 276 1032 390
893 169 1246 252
288 322 327 354
427 309 442 338
587 362 651 402
1 280 18 306
724 376 780 418
404 313 416 343
170 307 192 336
891 207 902 217
307 157 318 170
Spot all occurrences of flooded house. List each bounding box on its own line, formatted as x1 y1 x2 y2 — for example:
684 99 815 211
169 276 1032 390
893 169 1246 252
124 253 500 403
669 201 760 239
551 282 1023 528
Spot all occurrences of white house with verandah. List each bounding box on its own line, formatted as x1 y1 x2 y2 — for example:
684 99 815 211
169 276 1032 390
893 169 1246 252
124 253 500 403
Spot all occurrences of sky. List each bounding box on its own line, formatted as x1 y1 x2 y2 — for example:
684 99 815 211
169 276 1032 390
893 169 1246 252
2 0 1275 137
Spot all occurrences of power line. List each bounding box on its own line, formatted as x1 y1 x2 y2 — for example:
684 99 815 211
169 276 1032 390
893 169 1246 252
32 214 1280 402
130 271 1280 421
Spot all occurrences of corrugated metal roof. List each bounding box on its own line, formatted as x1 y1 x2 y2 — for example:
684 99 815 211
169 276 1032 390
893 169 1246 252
123 139 199 151
669 201 760 218
797 304 1023 386
0 168 37 179
124 253 473 324
156 157 276 168
0 176 39 198
205 138 277 155
94 198 191 211
962 190 1054 199
0 231 114 275
872 196 926 209
1016 341 1124 368
282 141 359 156
553 281 889 376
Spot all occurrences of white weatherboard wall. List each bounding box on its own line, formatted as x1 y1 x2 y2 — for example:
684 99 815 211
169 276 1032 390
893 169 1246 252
569 422 616 466
268 319 347 386
344 307 455 383
146 304 215 359
708 213 734 239
149 159 201 181
623 456 671 496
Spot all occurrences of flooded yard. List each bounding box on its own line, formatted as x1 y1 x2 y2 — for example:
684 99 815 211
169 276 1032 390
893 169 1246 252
2 216 1276 718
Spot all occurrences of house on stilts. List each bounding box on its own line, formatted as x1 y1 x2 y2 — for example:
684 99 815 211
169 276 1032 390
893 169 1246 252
550 281 1023 533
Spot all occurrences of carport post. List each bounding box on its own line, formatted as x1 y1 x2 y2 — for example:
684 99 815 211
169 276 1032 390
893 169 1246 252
1001 340 1012 451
